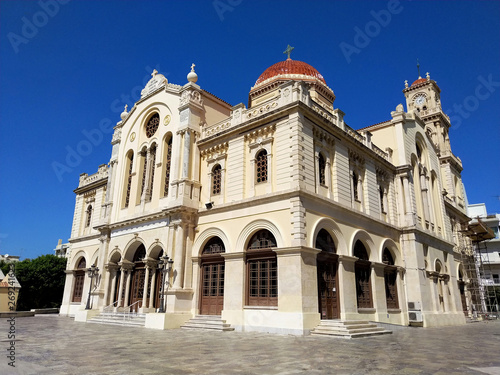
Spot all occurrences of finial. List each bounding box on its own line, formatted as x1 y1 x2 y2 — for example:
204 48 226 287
416 58 421 78
151 69 158 78
187 63 198 83
120 104 129 120
283 44 294 60
426 72 430 80
404 80 408 88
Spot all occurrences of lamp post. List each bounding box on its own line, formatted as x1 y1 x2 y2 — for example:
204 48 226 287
157 255 174 313
85 264 99 310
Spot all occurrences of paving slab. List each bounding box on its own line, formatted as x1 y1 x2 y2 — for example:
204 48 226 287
0 315 499 375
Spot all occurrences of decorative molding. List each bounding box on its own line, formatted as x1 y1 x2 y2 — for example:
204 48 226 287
200 142 229 160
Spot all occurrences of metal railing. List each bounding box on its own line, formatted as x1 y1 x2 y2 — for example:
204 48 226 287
103 300 118 313
124 301 141 321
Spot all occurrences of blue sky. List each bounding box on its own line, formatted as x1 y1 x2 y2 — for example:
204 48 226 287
0 0 499 260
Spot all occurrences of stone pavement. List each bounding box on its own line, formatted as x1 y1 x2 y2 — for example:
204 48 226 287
0 315 499 375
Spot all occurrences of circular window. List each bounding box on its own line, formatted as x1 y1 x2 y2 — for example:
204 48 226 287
146 113 159 138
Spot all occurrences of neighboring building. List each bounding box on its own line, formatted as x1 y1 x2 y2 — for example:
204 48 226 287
60 52 470 333
467 204 500 287
0 254 20 263
0 269 21 312
54 239 71 258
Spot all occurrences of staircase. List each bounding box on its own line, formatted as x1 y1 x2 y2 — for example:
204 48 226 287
88 312 146 328
310 320 392 338
181 315 234 332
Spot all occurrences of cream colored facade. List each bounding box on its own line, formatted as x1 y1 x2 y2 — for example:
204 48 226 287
60 60 469 334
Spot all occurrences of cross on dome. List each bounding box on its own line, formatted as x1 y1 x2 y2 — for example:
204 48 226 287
283 44 294 60
191 63 196 72
151 69 158 77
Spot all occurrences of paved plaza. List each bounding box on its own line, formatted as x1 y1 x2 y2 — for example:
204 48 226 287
0 315 499 375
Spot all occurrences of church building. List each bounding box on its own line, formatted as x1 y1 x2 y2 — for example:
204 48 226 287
60 48 470 334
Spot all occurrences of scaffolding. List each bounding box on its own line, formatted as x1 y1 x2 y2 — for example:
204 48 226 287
460 218 499 320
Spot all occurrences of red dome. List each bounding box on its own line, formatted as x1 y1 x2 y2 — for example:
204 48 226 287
411 77 426 86
255 59 326 86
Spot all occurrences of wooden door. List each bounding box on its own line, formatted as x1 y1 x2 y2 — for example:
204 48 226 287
318 260 339 319
129 268 145 311
200 262 224 315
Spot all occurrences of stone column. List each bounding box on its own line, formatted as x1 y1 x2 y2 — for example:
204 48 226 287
183 224 194 289
108 267 117 306
123 270 132 308
401 174 414 226
118 268 126 308
420 170 431 227
173 223 186 289
142 266 150 309
326 158 332 199
149 269 157 309
103 264 117 307
182 129 191 179
338 255 357 319
371 263 386 313
441 276 450 313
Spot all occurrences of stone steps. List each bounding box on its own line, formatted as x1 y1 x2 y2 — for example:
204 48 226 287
181 315 234 332
310 320 392 338
88 312 146 328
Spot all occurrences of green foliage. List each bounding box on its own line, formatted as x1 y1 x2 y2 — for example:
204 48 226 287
0 260 10 276
12 255 67 311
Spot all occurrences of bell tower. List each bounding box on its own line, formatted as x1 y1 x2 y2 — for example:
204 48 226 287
403 65 451 154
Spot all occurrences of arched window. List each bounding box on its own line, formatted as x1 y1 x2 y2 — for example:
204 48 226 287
247 230 277 306
212 164 222 196
315 229 336 253
72 257 87 303
140 150 148 198
203 237 225 255
352 171 359 201
416 143 422 162
147 144 156 202
383 248 398 309
354 240 372 308
379 186 385 213
255 150 268 184
145 113 159 138
163 137 172 197
318 153 326 186
85 205 93 228
124 151 134 208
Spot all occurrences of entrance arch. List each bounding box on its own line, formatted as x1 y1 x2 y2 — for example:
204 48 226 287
129 245 147 311
354 240 373 308
316 229 339 319
199 237 225 315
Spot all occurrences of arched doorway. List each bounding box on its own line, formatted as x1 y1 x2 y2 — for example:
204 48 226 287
129 245 147 312
199 237 225 315
316 229 339 319
72 257 87 303
458 267 468 313
382 248 398 309
354 240 372 308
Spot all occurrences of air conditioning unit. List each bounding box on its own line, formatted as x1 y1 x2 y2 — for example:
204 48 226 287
409 311 423 322
408 301 421 311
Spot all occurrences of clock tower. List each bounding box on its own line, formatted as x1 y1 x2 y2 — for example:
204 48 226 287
403 71 451 154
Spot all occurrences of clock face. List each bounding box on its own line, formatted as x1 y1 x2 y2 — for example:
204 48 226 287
414 94 426 106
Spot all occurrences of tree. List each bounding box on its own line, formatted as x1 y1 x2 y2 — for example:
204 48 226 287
11 255 67 311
